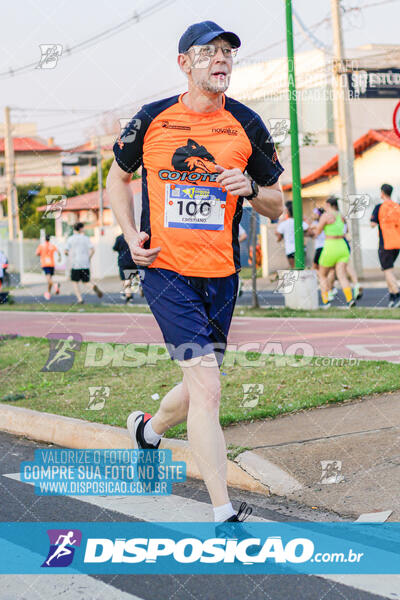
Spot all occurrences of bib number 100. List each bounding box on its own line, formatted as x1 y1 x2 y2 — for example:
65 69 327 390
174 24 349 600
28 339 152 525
177 200 211 217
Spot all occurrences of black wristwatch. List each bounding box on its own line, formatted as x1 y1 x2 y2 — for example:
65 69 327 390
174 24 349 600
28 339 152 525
244 178 259 201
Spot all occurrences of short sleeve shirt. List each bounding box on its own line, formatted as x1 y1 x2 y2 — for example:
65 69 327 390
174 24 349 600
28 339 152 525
65 234 93 269
36 242 58 267
113 93 283 277
371 203 384 248
277 218 308 255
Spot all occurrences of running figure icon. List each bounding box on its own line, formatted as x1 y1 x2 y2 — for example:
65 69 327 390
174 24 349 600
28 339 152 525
41 334 82 372
45 531 77 566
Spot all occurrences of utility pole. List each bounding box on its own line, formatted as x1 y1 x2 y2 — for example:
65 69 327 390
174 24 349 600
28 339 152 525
4 106 19 239
96 138 104 234
285 0 304 269
330 0 363 277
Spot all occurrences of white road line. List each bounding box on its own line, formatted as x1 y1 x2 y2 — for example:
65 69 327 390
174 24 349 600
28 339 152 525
3 473 267 522
85 331 121 336
3 473 399 598
0 574 143 599
0 545 142 600
347 344 400 358
321 575 400 599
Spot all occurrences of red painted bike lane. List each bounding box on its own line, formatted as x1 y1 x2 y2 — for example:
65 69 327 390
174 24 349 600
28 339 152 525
1 311 400 362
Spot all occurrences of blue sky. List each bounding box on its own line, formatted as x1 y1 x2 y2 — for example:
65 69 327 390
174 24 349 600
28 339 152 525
1 0 399 147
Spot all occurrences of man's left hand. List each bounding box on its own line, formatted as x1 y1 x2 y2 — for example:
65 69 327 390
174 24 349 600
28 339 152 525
215 165 252 197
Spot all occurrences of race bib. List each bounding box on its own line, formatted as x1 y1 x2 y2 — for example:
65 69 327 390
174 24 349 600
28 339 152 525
164 183 226 230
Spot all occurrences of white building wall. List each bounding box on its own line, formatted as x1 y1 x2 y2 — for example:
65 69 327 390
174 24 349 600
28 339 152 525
14 152 63 187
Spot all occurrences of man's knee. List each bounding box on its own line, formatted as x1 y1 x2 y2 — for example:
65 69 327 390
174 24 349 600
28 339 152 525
188 375 221 410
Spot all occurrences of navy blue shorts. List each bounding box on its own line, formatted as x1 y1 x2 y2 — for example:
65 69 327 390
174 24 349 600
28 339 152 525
43 267 54 275
140 268 238 366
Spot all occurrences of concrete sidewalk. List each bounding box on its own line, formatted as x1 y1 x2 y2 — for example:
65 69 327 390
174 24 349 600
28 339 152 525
224 392 400 521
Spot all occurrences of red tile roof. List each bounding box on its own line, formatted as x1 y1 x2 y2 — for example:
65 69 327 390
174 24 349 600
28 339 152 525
0 137 62 153
37 178 141 212
283 129 400 191
66 141 114 153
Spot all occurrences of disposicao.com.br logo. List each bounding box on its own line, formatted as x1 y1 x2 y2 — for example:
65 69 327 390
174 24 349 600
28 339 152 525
83 535 316 565
0 522 396 575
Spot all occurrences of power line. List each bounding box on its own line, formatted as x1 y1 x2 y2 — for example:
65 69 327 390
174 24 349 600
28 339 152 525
0 0 174 80
343 0 400 11
26 84 183 136
238 16 330 62
293 11 331 52
12 107 108 114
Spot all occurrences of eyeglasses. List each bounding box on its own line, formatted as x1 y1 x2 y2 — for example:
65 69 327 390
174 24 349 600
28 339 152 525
188 44 238 60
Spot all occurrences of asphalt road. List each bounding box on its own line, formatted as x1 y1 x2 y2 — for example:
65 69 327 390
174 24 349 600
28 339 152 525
1 432 397 600
7 287 395 308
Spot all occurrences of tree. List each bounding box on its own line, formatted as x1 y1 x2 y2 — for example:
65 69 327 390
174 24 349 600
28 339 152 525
17 156 133 238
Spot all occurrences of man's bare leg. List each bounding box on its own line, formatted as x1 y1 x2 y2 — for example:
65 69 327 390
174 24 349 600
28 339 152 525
142 354 232 512
384 268 399 294
151 381 190 433
180 354 229 508
46 274 53 294
72 282 82 303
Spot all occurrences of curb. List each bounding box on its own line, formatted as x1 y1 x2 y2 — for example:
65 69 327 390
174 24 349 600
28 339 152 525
0 405 270 494
235 451 302 496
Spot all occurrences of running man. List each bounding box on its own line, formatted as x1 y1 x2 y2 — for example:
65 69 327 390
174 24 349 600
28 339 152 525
312 196 355 308
275 201 308 268
107 21 284 523
371 183 400 307
113 231 141 302
65 222 103 304
35 234 61 300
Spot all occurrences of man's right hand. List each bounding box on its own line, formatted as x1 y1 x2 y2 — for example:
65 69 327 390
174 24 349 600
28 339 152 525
128 232 161 266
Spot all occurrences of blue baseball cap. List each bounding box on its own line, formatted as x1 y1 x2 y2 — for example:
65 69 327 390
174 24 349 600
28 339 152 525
178 21 241 54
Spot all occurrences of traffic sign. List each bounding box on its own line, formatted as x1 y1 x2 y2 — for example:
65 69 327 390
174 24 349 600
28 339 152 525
393 101 400 138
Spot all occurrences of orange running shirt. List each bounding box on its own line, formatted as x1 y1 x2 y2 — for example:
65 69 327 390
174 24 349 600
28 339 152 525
113 93 283 277
36 242 58 267
378 200 400 250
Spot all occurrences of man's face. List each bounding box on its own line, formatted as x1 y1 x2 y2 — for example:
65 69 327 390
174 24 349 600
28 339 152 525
182 36 236 94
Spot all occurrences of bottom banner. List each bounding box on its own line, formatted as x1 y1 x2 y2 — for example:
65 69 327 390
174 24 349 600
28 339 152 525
1 522 399 574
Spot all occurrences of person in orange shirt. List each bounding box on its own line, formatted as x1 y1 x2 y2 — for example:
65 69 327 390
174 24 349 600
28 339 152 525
371 183 400 307
107 21 283 526
36 234 61 300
